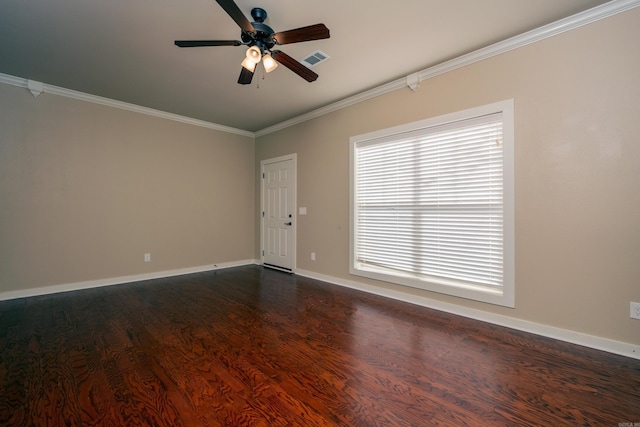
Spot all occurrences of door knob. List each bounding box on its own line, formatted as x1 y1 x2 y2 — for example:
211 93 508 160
285 222 292 226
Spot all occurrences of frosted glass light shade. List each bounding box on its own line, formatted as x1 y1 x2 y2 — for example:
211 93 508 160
262 54 278 73
246 46 261 63
241 57 257 72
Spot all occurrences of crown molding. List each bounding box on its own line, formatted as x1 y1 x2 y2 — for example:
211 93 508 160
255 79 406 137
0 73 255 138
416 0 640 82
0 73 26 87
2 0 638 139
255 0 640 137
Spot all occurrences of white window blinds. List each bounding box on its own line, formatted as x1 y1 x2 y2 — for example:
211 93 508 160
353 112 505 293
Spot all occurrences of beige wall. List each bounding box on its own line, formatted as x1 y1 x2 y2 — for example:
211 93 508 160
1 7 637 347
0 83 255 293
256 8 640 345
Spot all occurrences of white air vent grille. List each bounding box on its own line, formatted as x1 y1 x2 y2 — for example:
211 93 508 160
301 50 329 68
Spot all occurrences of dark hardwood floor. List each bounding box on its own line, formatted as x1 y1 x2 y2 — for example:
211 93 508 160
1 265 638 426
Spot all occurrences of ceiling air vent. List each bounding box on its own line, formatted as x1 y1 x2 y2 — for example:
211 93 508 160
301 50 329 68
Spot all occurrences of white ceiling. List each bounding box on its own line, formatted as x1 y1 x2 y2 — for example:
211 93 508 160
0 0 612 132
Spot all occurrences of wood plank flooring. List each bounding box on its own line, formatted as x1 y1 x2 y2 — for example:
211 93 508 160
1 265 638 426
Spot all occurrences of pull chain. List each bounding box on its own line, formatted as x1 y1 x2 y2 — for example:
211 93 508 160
256 65 265 89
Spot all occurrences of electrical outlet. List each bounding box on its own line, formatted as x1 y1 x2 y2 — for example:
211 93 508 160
144 253 151 262
311 252 316 261
631 302 640 320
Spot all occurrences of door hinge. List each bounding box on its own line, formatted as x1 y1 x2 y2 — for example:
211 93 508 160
262 211 265 218
262 172 265 179
262 250 264 256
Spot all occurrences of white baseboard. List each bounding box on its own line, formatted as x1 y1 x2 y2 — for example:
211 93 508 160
295 268 640 360
3 262 637 360
0 259 259 302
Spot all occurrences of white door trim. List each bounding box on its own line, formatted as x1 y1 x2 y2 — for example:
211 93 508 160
260 153 297 271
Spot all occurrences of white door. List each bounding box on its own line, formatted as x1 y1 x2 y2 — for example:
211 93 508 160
261 155 296 271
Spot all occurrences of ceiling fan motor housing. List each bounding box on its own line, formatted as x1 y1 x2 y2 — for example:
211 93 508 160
243 8 276 52
244 21 276 51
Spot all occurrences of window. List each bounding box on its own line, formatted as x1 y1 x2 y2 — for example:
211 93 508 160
350 100 514 307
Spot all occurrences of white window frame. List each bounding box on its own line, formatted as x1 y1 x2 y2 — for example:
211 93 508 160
349 100 514 307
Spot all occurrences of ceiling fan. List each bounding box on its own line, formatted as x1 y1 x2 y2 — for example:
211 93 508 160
175 0 330 85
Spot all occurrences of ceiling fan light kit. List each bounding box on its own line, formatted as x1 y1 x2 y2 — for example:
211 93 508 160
240 45 277 74
262 54 278 73
175 1 330 85
246 45 262 62
241 56 257 72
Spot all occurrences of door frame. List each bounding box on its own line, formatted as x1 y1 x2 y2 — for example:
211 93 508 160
260 153 297 271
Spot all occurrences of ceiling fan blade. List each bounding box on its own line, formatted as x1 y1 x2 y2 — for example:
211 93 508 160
175 40 241 47
271 50 319 82
215 0 255 34
238 67 254 85
273 23 330 45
